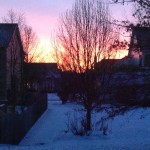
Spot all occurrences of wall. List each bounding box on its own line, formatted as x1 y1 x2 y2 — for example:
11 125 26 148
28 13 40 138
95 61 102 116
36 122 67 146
0 93 47 144
0 48 6 100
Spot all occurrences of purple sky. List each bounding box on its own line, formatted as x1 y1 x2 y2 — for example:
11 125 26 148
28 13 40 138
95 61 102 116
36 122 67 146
0 0 74 39
0 0 134 61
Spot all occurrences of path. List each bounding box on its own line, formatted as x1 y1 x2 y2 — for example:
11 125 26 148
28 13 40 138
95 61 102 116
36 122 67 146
19 93 70 146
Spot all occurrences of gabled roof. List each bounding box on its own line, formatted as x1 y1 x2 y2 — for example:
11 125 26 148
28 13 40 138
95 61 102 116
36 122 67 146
0 23 18 48
132 27 150 51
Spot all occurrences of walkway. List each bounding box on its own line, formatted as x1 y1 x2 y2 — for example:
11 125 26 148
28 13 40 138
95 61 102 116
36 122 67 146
19 93 70 146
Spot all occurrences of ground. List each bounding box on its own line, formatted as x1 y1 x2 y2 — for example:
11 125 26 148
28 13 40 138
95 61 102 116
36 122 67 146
0 93 150 150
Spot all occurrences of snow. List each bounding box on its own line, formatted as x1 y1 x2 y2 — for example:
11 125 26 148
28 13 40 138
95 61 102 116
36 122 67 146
0 93 150 150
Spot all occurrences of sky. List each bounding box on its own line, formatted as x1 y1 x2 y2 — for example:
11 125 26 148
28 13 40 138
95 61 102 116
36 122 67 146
0 0 134 62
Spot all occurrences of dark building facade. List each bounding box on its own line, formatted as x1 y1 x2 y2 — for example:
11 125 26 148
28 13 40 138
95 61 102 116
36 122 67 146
24 63 60 92
129 27 150 67
0 24 24 101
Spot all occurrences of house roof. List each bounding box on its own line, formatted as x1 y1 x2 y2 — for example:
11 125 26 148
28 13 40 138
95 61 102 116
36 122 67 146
24 63 59 80
132 27 150 51
0 23 18 48
95 59 121 70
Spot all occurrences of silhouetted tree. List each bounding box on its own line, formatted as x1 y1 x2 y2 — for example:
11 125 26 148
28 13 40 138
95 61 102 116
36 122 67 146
54 0 121 133
55 0 119 72
2 9 42 62
23 25 40 62
112 0 150 26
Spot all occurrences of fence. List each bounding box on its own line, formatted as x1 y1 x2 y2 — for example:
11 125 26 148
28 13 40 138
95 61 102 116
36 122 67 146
0 92 47 144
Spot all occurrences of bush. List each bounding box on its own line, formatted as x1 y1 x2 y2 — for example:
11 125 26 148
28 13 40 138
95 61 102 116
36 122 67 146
65 110 91 136
70 117 87 136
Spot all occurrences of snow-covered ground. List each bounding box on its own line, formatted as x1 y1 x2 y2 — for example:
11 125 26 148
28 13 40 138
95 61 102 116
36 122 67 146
0 93 150 150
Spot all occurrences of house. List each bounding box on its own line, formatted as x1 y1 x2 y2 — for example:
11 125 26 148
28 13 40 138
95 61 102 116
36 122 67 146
129 27 150 67
24 63 60 92
94 59 121 71
0 24 24 103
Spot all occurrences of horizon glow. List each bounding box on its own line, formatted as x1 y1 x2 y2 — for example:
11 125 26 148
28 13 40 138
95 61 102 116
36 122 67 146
0 0 134 62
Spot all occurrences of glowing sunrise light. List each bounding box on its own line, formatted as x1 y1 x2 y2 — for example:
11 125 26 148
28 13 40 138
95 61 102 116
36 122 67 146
35 38 55 62
115 49 129 59
36 42 129 63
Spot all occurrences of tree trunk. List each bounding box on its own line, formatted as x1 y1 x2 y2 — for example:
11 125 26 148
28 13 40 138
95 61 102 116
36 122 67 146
86 108 91 131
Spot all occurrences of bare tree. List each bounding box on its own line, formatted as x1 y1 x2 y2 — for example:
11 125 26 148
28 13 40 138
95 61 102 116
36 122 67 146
23 25 39 62
54 0 119 73
2 9 25 31
112 0 150 7
55 0 121 133
112 0 150 26
2 9 41 62
1 10 43 106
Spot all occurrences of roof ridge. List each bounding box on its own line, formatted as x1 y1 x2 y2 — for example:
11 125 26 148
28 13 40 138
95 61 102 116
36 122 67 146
0 23 18 48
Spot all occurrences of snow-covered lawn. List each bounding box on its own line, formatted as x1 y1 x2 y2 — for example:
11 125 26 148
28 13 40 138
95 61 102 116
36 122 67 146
0 93 150 150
